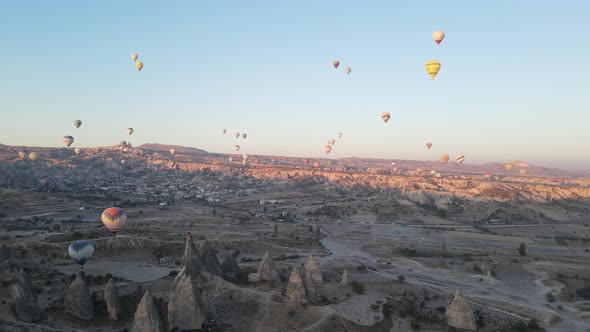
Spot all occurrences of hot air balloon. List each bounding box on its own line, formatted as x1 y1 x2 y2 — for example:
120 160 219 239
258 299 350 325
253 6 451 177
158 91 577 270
456 154 465 164
63 136 74 148
73 120 82 128
435 172 442 178
313 161 320 168
234 145 240 152
234 132 240 139
520 169 527 174
505 164 513 171
228 156 233 163
345 67 351 74
430 170 436 175
416 168 423 175
324 145 332 154
74 148 82 155
242 160 247 166
29 152 39 161
426 142 433 149
332 60 340 69
328 137 336 145
18 150 27 160
120 159 126 164
338 132 343 139
127 128 134 135
425 60 441 80
242 153 248 161
101 207 128 236
441 154 449 163
131 53 138 61
135 61 143 71
484 172 492 178
170 149 176 156
432 30 445 45
221 128 227 135
391 161 396 166
304 159 310 165
381 112 391 123
68 240 94 268
242 133 247 139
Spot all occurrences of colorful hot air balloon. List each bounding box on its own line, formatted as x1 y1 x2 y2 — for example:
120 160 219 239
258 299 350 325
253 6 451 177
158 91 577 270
234 132 240 139
101 207 128 236
29 152 39 161
127 128 134 135
505 164 513 171
170 148 176 156
435 172 442 178
63 136 74 148
242 153 248 161
18 150 27 160
313 161 320 168
328 137 336 145
484 172 492 178
430 170 436 175
234 145 240 152
416 168 423 175
333 60 340 69
74 148 82 155
520 169 527 174
456 154 465 164
68 240 95 267
73 120 82 128
135 61 143 71
324 145 332 154
131 53 138 61
221 128 227 135
381 112 391 123
425 60 441 80
304 159 310 165
426 142 433 149
338 132 343 139
391 161 396 166
242 133 247 139
228 156 233 163
432 30 445 45
441 154 450 163
345 67 351 75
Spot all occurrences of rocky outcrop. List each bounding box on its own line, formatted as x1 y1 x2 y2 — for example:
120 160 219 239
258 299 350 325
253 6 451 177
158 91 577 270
104 278 121 320
11 269 41 322
64 272 95 320
200 240 222 276
0 242 9 261
180 232 203 279
285 269 306 304
221 253 240 279
200 288 216 319
168 273 206 331
304 272 317 303
341 269 348 285
304 255 323 284
249 251 279 282
131 289 163 332
446 290 477 331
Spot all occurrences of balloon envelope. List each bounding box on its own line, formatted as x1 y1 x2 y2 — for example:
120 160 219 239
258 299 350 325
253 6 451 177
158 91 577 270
73 120 82 128
345 67 351 74
221 128 227 135
328 138 336 145
234 145 240 151
18 150 27 159
29 152 39 161
381 112 391 123
456 154 465 164
63 136 74 147
324 145 332 154
338 132 343 139
234 132 240 139
131 53 138 61
425 60 441 79
135 61 143 71
68 240 94 266
127 128 134 135
432 30 445 45
332 60 340 69
426 142 433 149
441 154 450 163
242 133 247 139
170 149 176 156
101 207 128 235
505 164 513 171
74 148 82 155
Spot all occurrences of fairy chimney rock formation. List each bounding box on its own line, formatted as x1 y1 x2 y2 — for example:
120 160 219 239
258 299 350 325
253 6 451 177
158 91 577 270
11 269 41 322
64 272 95 320
341 269 349 285
250 251 279 282
104 278 121 320
131 289 164 332
446 290 477 331
167 273 207 331
180 232 203 279
305 255 323 284
286 268 307 304
221 253 240 279
200 240 223 276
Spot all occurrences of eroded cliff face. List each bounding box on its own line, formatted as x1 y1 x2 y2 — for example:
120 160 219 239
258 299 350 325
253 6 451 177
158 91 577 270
163 160 590 204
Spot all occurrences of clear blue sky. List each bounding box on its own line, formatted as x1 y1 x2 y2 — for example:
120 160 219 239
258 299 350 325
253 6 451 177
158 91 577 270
1 1 589 168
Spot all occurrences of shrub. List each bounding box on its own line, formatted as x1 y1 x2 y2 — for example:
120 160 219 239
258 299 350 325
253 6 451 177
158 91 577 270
351 281 365 294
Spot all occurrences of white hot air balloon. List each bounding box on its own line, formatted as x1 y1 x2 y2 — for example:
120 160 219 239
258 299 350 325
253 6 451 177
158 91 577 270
221 128 227 135
328 137 336 145
338 132 343 139
74 148 82 155
234 132 240 139
432 30 445 45
234 145 240 152
324 145 332 154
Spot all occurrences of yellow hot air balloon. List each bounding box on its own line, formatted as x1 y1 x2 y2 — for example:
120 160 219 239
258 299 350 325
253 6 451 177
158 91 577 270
135 61 143 71
332 60 340 69
29 152 39 161
505 164 513 171
441 154 449 163
425 60 441 80
381 112 391 123
432 30 445 45
345 67 351 75
101 207 128 236
131 53 138 61
520 169 527 174
324 145 332 154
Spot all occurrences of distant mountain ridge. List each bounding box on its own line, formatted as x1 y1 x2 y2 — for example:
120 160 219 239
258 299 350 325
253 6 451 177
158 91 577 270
137 143 208 155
